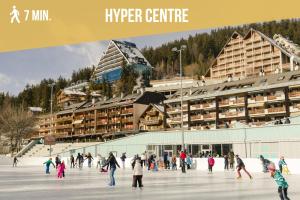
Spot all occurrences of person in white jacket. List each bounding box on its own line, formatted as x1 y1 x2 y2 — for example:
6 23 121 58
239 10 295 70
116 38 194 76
132 157 143 188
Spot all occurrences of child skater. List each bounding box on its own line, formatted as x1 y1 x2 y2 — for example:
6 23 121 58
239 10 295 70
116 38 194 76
132 157 143 189
268 163 290 200
57 160 66 178
43 158 55 174
208 155 215 173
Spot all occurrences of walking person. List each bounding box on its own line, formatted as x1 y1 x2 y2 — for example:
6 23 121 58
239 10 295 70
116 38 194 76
180 150 187 173
120 153 126 169
224 154 229 170
13 157 18 167
96 154 101 169
236 155 252 179
57 160 66 178
268 164 290 200
208 155 215 173
70 155 75 168
132 157 143 189
86 152 94 168
148 154 154 170
43 158 55 174
103 152 120 187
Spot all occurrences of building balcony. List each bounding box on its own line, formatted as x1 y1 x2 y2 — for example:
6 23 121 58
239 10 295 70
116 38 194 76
190 115 203 121
267 94 285 102
97 112 108 118
121 109 134 115
289 91 300 100
146 110 158 116
55 124 73 129
122 118 133 123
190 104 202 110
203 113 216 120
55 117 73 122
202 102 216 109
219 100 229 107
109 111 120 116
141 119 162 126
167 116 188 124
249 109 265 116
290 104 300 112
267 107 286 114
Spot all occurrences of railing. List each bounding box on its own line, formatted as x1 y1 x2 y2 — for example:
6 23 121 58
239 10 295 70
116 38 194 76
191 115 203 121
122 118 133 123
55 117 73 122
203 113 216 119
142 119 162 125
146 110 158 116
55 124 73 129
97 112 108 117
268 107 285 113
289 91 300 98
249 109 265 115
121 109 133 115
190 104 202 110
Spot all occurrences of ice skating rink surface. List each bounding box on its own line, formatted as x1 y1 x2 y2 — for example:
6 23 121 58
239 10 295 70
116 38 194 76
0 165 299 200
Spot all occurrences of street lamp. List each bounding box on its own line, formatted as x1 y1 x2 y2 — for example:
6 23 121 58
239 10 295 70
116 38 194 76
48 83 55 156
172 45 187 152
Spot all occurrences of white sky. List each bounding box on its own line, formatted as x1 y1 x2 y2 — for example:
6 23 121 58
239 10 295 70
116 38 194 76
0 29 209 95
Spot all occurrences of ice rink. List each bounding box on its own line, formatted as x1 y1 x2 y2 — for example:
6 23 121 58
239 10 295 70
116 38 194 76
0 165 299 200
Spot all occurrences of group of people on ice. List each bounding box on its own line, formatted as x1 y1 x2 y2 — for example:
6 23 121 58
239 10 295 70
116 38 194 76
40 150 291 199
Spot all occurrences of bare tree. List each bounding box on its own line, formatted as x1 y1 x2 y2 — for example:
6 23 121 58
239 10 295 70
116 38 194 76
0 103 35 155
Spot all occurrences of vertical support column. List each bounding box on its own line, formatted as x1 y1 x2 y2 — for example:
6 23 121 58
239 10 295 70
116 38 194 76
163 104 167 131
244 93 250 124
215 97 220 129
94 109 97 135
284 87 290 117
187 100 191 130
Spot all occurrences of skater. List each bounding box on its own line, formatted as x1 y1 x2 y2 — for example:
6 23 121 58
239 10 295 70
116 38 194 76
70 155 75 168
180 150 187 173
224 154 229 170
186 155 192 169
260 155 272 173
120 153 126 169
171 155 177 170
96 154 102 169
229 151 235 170
13 157 18 167
236 155 252 179
43 158 55 174
147 154 154 170
163 152 169 169
57 160 66 178
132 157 143 189
76 153 84 169
268 164 290 200
86 152 94 168
103 152 120 186
55 155 61 169
208 155 215 173
278 156 288 174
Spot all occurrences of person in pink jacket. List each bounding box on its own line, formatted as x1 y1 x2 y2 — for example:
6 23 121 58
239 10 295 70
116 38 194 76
208 155 215 173
57 160 66 178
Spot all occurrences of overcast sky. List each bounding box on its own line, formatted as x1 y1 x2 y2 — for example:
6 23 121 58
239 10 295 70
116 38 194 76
0 29 209 95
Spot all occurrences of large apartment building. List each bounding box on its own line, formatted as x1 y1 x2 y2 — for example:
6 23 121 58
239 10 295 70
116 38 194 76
93 40 152 83
165 70 300 130
36 92 165 141
210 29 300 80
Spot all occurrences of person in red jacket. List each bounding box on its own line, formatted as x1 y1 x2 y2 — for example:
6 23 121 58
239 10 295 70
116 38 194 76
180 150 187 173
208 155 215 173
